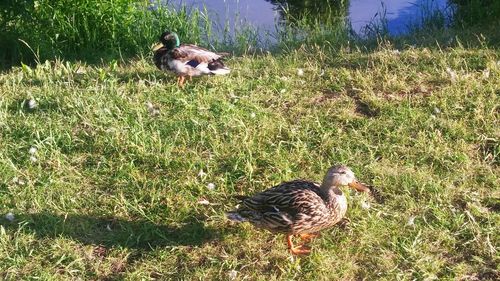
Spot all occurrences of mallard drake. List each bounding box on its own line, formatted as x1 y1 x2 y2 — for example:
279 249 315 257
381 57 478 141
152 31 230 88
227 165 373 255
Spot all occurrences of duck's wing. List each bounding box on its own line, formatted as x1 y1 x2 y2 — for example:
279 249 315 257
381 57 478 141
234 180 328 233
171 44 225 63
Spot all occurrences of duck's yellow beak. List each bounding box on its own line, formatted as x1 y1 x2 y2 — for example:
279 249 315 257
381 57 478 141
348 180 370 193
152 43 163 51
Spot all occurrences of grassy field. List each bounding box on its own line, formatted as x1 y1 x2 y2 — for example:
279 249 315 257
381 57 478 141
0 37 499 279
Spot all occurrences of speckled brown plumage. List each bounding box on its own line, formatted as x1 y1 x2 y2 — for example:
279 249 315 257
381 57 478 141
227 165 373 255
232 180 347 234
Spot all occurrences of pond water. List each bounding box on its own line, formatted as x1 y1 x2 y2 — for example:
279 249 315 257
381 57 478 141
166 0 451 38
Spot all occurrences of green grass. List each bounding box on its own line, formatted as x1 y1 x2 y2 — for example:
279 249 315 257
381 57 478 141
0 40 498 279
0 0 205 67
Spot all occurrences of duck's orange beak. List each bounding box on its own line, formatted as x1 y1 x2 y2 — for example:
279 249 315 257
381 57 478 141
348 180 370 193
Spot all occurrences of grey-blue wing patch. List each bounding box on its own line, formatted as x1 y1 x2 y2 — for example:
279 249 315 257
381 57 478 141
186 60 200 68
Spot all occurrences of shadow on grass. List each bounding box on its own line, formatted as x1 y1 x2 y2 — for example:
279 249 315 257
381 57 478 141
0 212 222 249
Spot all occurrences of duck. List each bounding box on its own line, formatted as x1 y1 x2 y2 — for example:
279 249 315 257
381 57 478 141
226 165 374 255
152 31 230 88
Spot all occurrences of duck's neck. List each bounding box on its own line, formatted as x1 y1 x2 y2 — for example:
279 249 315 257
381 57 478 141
319 184 343 203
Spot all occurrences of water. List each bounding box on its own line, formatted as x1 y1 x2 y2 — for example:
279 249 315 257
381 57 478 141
166 0 451 38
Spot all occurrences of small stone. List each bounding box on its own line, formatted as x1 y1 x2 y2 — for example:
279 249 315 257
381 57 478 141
279 89 286 94
445 67 457 82
30 156 37 162
29 147 37 155
5 212 15 222
27 99 37 109
433 107 441 114
207 183 215 191
482 69 490 79
360 201 371 209
197 198 211 205
407 216 416 226
146 102 160 116
250 112 256 118
228 270 238 280
297 68 304 76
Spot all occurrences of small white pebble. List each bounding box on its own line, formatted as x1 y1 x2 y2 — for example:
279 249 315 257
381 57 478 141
12 176 19 183
29 147 37 155
228 270 238 280
5 212 15 222
250 112 256 118
279 89 286 94
297 68 304 76
482 69 490 79
146 102 160 116
197 198 211 205
27 99 37 109
407 216 416 226
361 201 371 209
433 107 441 114
391 49 401 55
445 67 458 82
30 156 37 162
207 183 215 191
430 114 437 119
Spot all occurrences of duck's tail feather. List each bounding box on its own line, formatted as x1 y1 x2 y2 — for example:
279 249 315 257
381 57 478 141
233 195 249 201
210 67 230 75
208 59 230 75
226 211 248 222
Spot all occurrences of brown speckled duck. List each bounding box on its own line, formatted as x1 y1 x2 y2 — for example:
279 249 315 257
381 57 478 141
152 31 230 88
227 165 372 255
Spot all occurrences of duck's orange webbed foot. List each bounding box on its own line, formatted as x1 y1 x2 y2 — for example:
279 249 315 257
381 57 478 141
286 234 311 256
290 245 311 255
178 76 186 88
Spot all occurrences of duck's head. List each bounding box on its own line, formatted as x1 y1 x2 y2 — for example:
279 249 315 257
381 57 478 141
160 31 180 48
321 165 370 192
152 31 180 51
